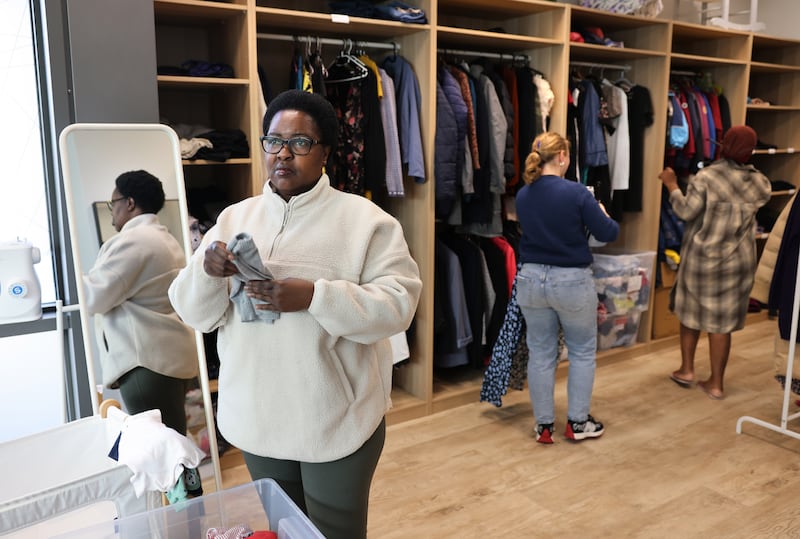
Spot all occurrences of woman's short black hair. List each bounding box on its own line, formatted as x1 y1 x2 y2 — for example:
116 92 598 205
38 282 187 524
115 170 165 214
262 89 339 149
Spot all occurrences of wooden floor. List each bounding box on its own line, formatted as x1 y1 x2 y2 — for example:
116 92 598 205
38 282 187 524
209 317 800 538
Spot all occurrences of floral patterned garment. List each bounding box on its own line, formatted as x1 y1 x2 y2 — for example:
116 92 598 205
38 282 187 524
326 80 366 195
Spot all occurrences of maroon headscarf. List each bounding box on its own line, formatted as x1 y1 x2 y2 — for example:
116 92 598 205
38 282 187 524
720 125 757 164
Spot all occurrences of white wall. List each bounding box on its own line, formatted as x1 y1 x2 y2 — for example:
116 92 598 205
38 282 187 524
660 0 798 39
758 0 799 39
563 1 799 39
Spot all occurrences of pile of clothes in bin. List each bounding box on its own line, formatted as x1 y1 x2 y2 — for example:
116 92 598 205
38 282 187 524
592 253 654 350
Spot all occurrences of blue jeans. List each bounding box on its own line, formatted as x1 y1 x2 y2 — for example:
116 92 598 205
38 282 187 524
516 263 598 425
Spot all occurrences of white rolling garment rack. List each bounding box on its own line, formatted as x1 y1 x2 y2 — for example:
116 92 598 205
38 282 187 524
736 242 800 440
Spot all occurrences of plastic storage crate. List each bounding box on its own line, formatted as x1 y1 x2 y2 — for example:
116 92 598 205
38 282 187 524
593 251 655 350
53 478 324 539
597 310 643 350
0 415 162 538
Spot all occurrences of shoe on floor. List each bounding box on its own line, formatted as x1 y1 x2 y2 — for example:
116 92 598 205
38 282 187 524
536 423 554 444
565 415 604 441
670 373 693 388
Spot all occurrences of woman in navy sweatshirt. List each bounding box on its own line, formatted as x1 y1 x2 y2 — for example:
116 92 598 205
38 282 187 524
515 132 619 444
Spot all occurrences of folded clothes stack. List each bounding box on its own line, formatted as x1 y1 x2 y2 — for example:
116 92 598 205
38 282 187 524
329 0 428 24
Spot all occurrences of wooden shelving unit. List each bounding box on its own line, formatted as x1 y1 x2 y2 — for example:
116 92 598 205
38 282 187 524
151 0 800 425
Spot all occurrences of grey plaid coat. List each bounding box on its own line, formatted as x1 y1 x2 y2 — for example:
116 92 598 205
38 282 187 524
670 159 771 333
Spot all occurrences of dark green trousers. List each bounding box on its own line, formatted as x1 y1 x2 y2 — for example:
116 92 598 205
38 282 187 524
242 417 386 539
118 367 189 435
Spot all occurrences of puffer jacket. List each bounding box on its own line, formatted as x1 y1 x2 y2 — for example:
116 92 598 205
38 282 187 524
435 80 459 219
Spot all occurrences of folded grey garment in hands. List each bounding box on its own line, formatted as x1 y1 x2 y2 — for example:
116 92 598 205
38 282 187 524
228 232 280 323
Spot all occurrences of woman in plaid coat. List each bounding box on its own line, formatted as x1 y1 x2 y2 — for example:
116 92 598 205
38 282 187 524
659 125 771 400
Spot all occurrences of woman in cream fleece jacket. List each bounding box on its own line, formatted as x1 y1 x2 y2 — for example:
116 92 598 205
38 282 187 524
169 90 422 539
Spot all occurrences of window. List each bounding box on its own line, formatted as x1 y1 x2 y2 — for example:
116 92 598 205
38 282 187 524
0 0 86 438
0 0 56 303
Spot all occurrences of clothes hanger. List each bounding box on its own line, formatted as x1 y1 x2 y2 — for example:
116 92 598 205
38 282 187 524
615 68 634 89
307 36 327 77
303 36 315 77
326 39 369 84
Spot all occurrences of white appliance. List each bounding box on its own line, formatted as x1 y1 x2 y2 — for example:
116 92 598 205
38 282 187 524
0 240 42 324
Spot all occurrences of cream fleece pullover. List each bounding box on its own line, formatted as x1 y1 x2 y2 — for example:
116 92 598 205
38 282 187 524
168 176 422 462
83 214 199 387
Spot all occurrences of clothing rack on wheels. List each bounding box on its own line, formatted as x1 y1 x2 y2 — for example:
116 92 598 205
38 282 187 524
736 248 800 441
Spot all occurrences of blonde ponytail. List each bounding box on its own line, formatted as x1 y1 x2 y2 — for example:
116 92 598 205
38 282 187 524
522 132 571 184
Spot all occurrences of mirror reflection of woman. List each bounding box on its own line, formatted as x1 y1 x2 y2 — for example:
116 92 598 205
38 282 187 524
83 170 199 434
169 90 422 539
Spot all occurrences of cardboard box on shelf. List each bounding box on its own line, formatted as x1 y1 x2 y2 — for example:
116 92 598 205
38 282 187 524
652 287 680 339
660 262 677 288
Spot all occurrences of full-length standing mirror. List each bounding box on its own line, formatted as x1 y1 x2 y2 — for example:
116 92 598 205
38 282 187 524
58 123 221 490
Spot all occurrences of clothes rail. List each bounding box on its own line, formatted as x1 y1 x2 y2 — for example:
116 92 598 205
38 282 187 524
437 48 529 62
670 69 700 76
737 229 800 442
256 32 399 52
570 60 631 71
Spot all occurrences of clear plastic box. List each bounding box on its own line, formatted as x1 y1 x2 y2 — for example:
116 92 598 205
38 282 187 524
593 251 655 350
52 478 325 539
597 310 643 351
592 251 656 315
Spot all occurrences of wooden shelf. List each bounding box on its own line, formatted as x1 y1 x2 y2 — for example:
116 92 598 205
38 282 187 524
157 75 249 88
569 43 667 63
747 105 800 113
749 61 800 73
152 1 800 427
669 52 747 68
182 158 252 166
747 37 800 255
437 27 561 51
439 0 562 17
255 7 428 38
154 0 247 21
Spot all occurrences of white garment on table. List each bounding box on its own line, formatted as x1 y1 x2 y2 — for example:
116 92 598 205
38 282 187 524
107 407 206 497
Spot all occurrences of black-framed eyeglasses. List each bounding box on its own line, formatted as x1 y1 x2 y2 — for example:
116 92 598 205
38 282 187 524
106 196 126 212
260 135 320 156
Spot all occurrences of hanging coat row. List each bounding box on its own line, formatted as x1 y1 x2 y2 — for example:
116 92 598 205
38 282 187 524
664 73 732 175
280 39 426 199
567 69 655 221
435 57 556 233
434 225 521 370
